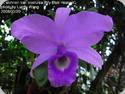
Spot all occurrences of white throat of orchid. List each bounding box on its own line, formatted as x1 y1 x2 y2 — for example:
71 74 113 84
54 56 71 71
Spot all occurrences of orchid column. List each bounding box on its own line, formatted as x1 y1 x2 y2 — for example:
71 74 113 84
11 7 113 87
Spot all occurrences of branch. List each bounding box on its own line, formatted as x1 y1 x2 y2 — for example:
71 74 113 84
88 44 121 93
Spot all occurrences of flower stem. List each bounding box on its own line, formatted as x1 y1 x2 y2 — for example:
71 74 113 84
27 80 37 94
59 87 69 94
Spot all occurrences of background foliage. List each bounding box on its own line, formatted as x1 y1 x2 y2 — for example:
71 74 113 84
0 0 125 94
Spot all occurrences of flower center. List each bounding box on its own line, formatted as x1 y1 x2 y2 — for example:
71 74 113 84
54 55 70 71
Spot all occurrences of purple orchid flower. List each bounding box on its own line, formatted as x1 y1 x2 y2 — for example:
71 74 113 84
11 7 113 87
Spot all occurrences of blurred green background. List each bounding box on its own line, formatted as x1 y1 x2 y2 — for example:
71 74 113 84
0 0 125 94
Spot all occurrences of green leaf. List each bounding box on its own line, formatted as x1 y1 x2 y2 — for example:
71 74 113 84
5 19 11 27
48 10 55 17
33 63 48 87
79 60 87 68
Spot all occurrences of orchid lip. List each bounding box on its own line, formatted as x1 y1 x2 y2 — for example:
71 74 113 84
48 50 78 87
54 55 71 71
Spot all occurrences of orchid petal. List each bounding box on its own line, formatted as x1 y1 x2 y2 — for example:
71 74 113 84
68 47 103 68
55 7 70 28
32 50 56 70
11 14 57 54
30 52 55 77
63 11 113 47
